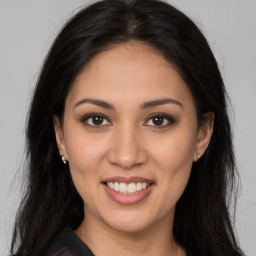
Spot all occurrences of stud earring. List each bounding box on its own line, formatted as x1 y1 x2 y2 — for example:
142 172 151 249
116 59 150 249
197 153 201 160
62 156 67 164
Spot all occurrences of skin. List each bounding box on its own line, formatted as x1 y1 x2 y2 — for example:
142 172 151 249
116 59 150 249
54 42 214 256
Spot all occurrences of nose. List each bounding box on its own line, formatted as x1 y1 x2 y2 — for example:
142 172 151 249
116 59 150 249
107 124 148 170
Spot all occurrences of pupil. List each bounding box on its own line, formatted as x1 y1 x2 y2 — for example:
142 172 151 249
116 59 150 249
153 117 163 125
93 116 103 125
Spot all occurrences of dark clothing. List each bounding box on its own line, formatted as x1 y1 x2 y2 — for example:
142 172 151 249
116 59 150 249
41 227 94 256
41 227 193 256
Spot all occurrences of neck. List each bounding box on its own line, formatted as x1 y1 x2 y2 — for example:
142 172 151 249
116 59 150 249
75 210 185 256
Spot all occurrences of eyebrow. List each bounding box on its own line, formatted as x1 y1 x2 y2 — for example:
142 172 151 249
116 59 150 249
141 98 183 109
73 98 115 109
73 98 183 110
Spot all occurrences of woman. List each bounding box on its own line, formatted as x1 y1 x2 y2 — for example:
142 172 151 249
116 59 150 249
11 0 244 255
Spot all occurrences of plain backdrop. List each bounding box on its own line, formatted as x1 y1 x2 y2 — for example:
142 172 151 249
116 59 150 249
0 0 255 255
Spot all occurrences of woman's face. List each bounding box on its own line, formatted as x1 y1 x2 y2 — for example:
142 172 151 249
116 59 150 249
54 42 213 234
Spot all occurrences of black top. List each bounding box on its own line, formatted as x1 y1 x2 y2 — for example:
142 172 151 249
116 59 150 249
41 227 193 256
41 227 94 256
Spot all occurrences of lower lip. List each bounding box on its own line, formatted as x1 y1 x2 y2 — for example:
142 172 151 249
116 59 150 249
103 184 154 205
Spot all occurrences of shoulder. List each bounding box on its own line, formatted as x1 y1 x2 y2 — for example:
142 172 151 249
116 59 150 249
40 227 94 256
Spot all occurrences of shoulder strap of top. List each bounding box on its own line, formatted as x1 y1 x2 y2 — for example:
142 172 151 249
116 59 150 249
51 247 72 256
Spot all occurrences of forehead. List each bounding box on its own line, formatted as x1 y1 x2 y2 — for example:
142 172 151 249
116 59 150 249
66 42 195 110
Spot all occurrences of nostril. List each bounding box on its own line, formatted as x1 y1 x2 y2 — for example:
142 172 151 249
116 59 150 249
106 145 148 169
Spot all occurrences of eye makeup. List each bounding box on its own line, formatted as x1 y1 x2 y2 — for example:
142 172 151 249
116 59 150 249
79 112 177 130
80 112 111 129
144 113 177 128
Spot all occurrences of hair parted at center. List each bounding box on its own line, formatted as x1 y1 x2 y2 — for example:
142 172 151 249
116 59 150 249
11 0 244 255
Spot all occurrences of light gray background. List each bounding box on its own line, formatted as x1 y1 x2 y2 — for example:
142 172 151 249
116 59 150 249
0 0 255 255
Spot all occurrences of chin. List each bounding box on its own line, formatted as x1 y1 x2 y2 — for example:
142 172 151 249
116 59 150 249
101 210 157 234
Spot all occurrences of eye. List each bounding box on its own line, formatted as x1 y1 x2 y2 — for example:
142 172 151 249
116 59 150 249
145 114 175 127
81 113 111 127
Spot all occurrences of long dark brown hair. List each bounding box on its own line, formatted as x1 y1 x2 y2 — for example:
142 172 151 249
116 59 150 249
11 0 244 255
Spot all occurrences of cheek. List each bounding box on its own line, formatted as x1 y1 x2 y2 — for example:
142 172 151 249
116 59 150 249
64 132 106 213
65 128 106 169
63 127 109 198
149 126 196 198
151 127 196 171
156 143 193 192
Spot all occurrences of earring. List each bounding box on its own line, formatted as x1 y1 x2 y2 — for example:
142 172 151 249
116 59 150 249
197 153 201 160
62 156 67 164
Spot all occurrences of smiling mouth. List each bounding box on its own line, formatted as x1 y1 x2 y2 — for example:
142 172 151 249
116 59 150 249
105 182 151 194
102 177 154 204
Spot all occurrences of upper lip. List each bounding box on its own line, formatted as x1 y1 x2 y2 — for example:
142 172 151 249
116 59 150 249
102 176 154 184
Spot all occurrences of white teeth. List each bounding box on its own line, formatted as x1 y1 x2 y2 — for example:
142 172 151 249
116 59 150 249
128 183 136 193
137 182 142 191
106 181 150 194
114 182 119 191
120 183 128 193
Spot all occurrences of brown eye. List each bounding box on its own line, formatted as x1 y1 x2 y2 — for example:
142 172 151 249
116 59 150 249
152 117 164 126
145 114 175 127
82 114 111 127
91 116 104 125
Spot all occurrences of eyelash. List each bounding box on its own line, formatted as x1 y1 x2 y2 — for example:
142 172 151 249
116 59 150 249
81 112 176 129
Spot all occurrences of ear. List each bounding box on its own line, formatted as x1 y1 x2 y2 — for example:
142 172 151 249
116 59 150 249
193 112 214 162
53 115 68 160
